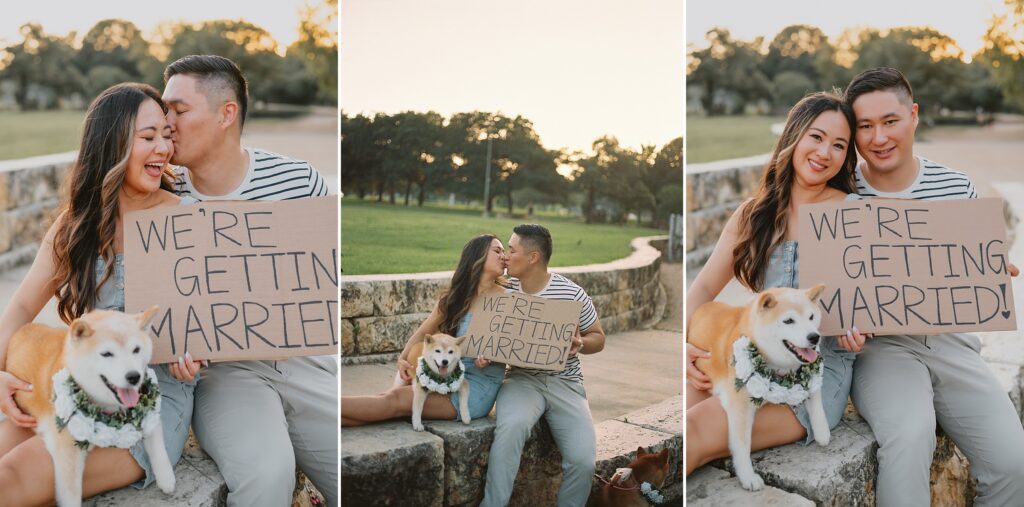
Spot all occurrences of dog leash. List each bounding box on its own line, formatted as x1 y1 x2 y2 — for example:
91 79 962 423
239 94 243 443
592 473 640 492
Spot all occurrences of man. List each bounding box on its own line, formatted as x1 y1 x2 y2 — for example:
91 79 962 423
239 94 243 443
161 55 337 507
844 67 1024 506
480 224 606 507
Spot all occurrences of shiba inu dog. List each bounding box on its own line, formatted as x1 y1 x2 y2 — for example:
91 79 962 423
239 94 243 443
399 333 470 431
688 285 829 491
594 447 671 507
6 307 174 506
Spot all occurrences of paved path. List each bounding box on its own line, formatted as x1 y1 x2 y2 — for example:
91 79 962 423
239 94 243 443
341 263 684 422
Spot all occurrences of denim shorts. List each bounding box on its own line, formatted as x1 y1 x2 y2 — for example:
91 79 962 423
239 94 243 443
449 357 505 420
127 364 196 488
791 336 856 444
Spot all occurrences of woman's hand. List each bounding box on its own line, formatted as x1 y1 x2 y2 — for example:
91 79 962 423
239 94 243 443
168 352 206 382
686 342 713 391
0 370 36 428
474 355 491 369
837 327 872 353
397 357 413 383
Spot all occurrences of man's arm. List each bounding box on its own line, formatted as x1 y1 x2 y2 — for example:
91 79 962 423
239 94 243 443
579 320 605 354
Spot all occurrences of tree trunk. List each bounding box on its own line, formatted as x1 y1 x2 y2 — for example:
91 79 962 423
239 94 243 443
506 187 513 216
584 185 596 224
404 179 412 206
417 183 426 207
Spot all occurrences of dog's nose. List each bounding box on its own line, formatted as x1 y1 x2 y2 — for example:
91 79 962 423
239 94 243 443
125 371 141 386
807 333 820 346
441 359 449 367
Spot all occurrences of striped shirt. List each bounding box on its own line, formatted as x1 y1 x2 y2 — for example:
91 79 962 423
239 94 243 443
173 147 328 200
506 273 599 384
854 157 977 200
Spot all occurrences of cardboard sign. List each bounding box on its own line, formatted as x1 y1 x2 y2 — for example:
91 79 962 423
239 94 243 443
798 198 1016 336
461 292 581 370
124 196 339 363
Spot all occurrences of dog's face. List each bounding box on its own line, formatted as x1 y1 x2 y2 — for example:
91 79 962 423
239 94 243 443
64 307 159 411
748 285 825 371
422 333 466 377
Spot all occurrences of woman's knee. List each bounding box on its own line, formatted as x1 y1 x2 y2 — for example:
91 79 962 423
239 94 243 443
383 388 412 417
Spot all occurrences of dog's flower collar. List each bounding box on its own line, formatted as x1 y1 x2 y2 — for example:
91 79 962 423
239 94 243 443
640 481 665 504
416 357 464 394
731 336 823 408
52 368 161 450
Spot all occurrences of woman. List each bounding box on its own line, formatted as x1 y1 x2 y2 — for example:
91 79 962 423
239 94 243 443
342 234 508 426
0 83 203 505
685 92 869 476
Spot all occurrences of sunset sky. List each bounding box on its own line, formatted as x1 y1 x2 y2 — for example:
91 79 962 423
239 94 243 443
688 0 1011 62
2 0 324 55
341 0 685 154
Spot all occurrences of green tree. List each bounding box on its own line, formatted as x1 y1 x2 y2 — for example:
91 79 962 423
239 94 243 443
74 19 162 97
687 28 771 115
980 1 1024 111
289 0 338 104
0 23 84 109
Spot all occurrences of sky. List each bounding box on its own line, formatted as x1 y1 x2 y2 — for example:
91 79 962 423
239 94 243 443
341 0 685 154
2 0 324 55
687 0 1011 61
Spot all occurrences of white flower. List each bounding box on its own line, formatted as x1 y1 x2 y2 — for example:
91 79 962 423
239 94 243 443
745 374 770 398
66 414 96 442
786 384 808 405
732 337 754 379
640 482 665 504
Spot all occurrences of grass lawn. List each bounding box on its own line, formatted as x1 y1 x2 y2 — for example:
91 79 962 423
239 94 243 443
686 115 783 163
0 111 85 160
0 110 300 161
341 199 663 275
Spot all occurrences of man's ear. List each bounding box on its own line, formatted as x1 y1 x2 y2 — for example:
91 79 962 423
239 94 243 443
911 102 919 129
219 101 240 131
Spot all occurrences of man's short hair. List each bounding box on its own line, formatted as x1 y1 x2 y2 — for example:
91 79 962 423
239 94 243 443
513 224 552 264
844 67 914 108
164 55 249 130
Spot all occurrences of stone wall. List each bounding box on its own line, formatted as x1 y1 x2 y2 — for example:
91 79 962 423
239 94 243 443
341 236 667 361
0 152 75 271
685 154 767 271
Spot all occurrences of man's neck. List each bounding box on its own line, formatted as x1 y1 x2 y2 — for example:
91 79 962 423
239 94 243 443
862 156 919 194
188 145 249 197
517 269 551 294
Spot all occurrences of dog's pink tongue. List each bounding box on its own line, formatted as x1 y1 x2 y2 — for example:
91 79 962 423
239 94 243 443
117 387 141 408
797 347 818 363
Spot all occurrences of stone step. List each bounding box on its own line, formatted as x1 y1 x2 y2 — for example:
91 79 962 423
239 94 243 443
687 467 814 506
341 421 446 507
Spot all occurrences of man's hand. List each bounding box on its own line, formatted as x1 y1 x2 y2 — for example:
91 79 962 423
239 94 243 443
474 355 492 369
686 342 713 391
1010 263 1020 277
0 370 36 428
568 328 584 357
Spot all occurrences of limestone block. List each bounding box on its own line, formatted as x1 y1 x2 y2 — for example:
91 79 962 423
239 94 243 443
10 165 59 209
352 312 429 354
341 280 373 318
617 395 682 435
687 467 814 507
341 319 356 356
980 330 1024 368
341 421 445 507
423 418 497 507
0 172 9 211
591 293 613 318
929 433 974 507
717 416 878 506
371 279 447 316
10 204 54 247
570 270 615 298
0 214 11 253
686 175 697 212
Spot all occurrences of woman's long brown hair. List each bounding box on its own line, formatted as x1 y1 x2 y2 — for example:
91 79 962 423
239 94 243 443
51 83 175 323
437 234 499 335
732 92 857 292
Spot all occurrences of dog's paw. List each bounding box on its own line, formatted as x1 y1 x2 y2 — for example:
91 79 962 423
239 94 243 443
737 472 765 491
156 474 176 494
412 422 425 431
815 430 831 446
461 415 471 425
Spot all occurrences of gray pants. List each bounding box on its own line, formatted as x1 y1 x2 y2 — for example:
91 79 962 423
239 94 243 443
481 371 596 507
193 356 339 507
852 334 1024 507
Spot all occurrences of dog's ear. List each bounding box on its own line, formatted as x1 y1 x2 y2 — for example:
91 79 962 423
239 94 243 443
805 284 826 302
455 335 468 349
424 334 435 347
657 448 669 462
70 320 94 340
758 291 777 311
636 446 647 457
138 306 160 330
